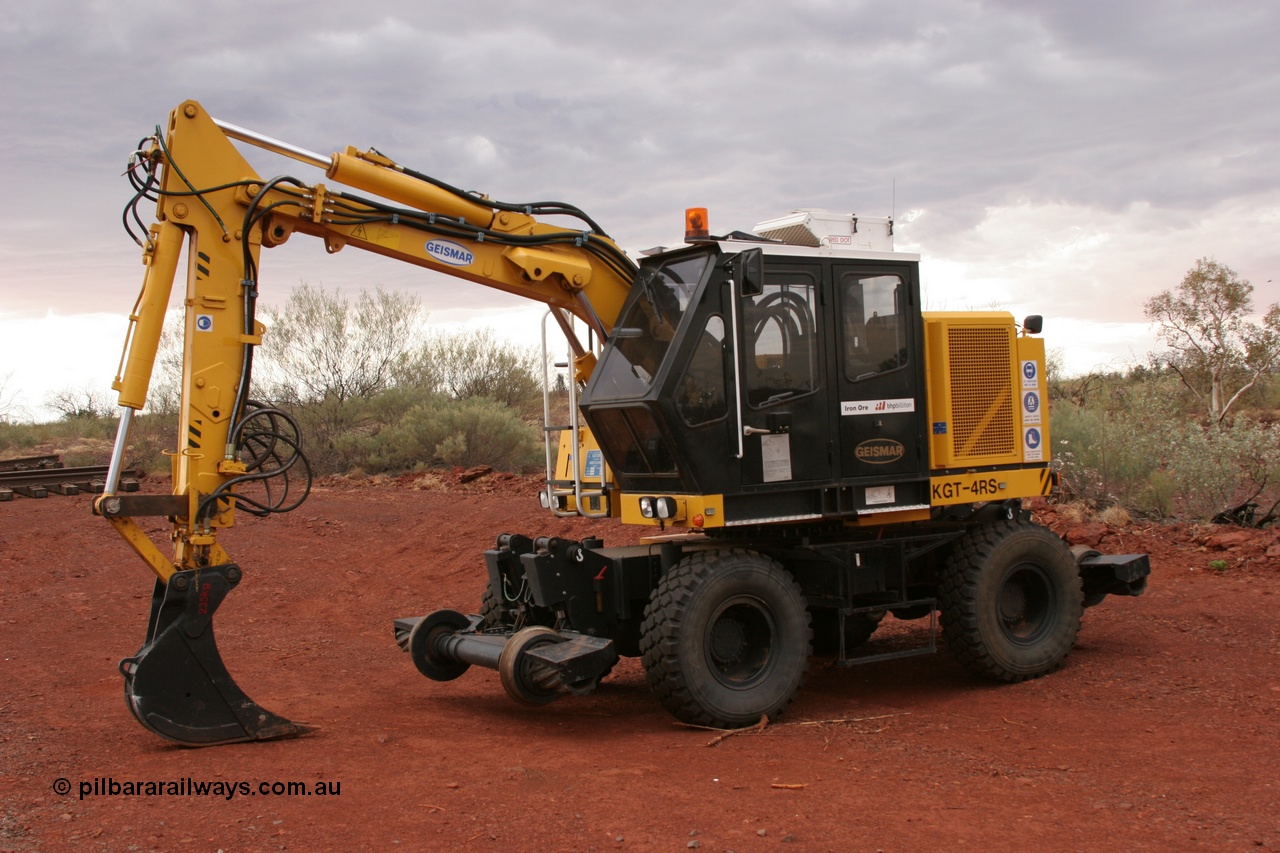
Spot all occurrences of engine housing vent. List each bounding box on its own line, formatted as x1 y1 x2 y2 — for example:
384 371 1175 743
924 314 1022 470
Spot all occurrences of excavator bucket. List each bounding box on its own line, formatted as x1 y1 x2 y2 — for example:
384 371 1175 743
120 564 308 746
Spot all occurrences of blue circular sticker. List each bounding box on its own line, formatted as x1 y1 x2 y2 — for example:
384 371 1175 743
1025 427 1041 449
1024 391 1040 413
1023 361 1037 381
196 315 213 332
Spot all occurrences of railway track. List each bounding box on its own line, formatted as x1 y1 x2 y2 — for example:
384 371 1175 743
0 456 139 501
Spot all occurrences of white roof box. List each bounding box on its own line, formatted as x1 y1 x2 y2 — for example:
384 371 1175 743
754 209 893 252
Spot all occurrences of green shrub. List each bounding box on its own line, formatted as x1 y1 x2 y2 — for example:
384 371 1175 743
124 411 179 476
0 414 118 464
1052 379 1180 510
395 328 544 418
1140 470 1177 518
1053 374 1280 522
333 396 540 473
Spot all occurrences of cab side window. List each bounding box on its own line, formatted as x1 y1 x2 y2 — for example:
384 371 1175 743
743 274 818 408
676 315 727 426
842 273 906 381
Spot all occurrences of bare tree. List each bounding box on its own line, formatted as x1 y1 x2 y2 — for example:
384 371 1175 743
398 328 542 412
1144 258 1280 422
0 371 26 423
259 283 425 405
44 384 114 420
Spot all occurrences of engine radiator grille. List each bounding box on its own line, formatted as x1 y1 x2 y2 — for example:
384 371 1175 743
946 327 1016 461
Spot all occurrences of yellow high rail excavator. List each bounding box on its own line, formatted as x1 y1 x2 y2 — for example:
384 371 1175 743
96 101 1149 746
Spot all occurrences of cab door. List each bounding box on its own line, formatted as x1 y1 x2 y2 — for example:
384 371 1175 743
736 263 832 486
832 265 928 504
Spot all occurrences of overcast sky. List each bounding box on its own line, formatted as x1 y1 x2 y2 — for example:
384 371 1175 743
3 1 1279 420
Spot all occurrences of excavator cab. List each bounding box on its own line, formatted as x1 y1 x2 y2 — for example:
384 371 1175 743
579 237 929 527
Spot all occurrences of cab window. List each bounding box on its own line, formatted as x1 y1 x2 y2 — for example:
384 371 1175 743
743 273 818 408
842 273 906 381
676 315 727 426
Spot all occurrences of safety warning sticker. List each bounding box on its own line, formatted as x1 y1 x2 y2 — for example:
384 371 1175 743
584 449 603 479
1021 360 1039 389
1022 389 1041 425
1023 426 1043 462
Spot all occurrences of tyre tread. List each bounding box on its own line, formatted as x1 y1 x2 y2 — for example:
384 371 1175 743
938 519 1083 682
639 549 810 727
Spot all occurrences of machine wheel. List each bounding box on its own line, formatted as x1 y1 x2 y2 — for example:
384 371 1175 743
939 520 1083 682
498 626 564 706
640 549 811 728
409 609 472 682
810 609 883 656
481 586 557 630
478 587 506 627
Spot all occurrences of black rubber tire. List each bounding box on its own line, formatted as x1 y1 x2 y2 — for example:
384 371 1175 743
939 520 1084 682
481 586 558 630
810 609 883 656
478 587 505 627
639 549 811 728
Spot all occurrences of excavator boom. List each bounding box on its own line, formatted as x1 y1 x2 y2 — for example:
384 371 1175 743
97 101 635 745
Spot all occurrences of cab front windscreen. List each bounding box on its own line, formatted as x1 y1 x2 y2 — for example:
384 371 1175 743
588 251 713 400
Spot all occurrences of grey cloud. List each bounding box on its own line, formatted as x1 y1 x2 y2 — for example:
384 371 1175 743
2 0 1278 326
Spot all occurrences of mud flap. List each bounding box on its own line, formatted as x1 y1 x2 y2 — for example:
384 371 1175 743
120 564 308 746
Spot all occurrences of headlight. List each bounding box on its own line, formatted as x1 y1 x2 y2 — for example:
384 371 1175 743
639 496 655 518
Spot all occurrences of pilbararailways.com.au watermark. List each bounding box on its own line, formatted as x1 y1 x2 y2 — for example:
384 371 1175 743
52 777 341 801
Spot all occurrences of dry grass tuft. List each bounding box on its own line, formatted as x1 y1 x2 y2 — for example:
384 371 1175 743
1058 502 1090 525
409 473 450 491
1098 505 1132 527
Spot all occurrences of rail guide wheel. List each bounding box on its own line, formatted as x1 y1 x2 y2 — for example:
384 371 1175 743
498 626 564 706
408 609 472 681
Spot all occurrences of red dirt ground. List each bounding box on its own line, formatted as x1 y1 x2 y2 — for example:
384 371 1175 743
2 473 1278 852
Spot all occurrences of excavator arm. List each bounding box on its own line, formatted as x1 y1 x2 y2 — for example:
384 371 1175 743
95 100 635 745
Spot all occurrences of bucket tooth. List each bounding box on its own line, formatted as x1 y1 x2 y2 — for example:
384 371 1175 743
121 565 308 746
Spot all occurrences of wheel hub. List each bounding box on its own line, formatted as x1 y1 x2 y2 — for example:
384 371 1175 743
998 564 1055 644
705 598 775 687
999 583 1028 622
710 619 747 665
